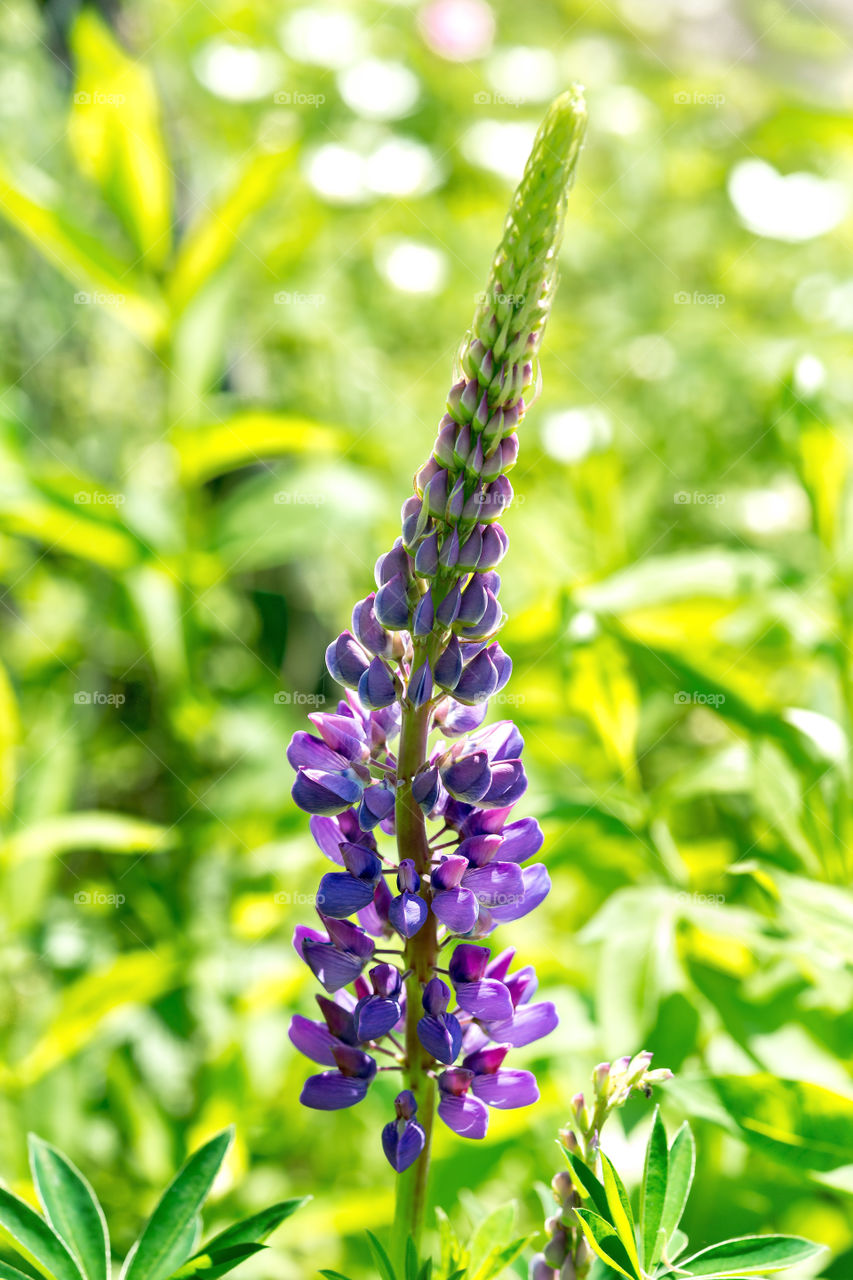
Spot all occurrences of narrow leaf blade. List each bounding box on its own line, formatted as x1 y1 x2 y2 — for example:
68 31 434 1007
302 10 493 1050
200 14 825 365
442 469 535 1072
0 1187 85 1280
661 1122 695 1242
600 1153 641 1274
124 1129 233 1280
365 1232 396 1280
641 1108 669 1270
573 1210 641 1280
679 1234 823 1276
29 1135 110 1280
198 1199 310 1253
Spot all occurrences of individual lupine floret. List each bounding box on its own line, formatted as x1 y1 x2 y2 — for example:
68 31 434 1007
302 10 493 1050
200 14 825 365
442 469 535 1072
382 1091 426 1173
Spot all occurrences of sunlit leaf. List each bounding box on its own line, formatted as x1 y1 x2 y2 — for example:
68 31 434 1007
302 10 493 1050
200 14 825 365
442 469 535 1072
172 413 348 485
69 11 172 267
0 167 166 343
640 1108 668 1270
0 1186 85 1280
124 1130 233 1280
678 1233 823 1275
3 812 174 863
29 1136 110 1280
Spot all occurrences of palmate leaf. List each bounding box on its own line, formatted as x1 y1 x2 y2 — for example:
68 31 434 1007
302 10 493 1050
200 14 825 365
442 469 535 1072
574 1209 641 1280
0 1186 86 1280
641 1109 669 1271
29 1135 110 1280
675 1233 823 1276
122 1129 233 1280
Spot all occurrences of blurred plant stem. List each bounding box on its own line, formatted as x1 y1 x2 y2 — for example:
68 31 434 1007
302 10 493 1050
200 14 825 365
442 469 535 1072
391 638 439 1272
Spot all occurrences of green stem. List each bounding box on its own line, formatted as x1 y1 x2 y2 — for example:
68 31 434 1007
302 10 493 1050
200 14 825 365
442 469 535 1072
390 661 438 1274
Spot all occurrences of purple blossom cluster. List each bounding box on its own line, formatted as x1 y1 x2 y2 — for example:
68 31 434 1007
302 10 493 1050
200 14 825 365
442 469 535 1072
286 520 556 1166
282 86 588 1180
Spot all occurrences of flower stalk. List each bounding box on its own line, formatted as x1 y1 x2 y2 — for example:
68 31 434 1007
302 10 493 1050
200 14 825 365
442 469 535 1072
284 86 586 1272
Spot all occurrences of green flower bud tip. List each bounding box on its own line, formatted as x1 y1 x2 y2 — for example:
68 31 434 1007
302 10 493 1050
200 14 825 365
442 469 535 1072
466 85 587 379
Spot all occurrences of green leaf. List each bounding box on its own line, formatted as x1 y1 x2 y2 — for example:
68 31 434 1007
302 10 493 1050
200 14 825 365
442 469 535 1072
10 949 178 1086
600 1154 641 1275
168 1245 264 1280
29 1136 110 1280
0 168 167 344
365 1232 396 1280
318 1272 355 1279
641 1109 669 1270
573 1209 641 1280
198 1199 309 1252
467 1204 516 1274
678 1234 823 1276
0 1186 86 1280
0 1264 49 1280
660 1122 695 1243
0 658 18 820
564 1152 611 1221
69 11 172 267
3 812 174 863
171 414 348 485
469 1236 532 1280
418 1260 433 1280
123 1129 233 1280
169 147 296 311
405 1238 418 1280
708 1075 853 1171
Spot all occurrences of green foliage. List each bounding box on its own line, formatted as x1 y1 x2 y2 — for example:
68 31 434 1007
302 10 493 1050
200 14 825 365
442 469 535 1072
564 1111 821 1279
0 1132 306 1280
0 0 851 1275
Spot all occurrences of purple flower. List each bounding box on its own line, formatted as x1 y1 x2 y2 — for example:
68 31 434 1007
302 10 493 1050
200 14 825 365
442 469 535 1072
448 944 513 1022
300 1045 378 1110
417 977 463 1065
436 1068 490 1139
296 917 375 993
463 1045 539 1109
382 1091 426 1172
388 859 428 938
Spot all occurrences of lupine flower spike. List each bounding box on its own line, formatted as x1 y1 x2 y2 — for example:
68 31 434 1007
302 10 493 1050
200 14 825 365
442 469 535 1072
285 87 587 1262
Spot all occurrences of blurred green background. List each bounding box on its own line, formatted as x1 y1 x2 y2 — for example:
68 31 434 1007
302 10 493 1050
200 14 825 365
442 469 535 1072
1 0 853 1275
